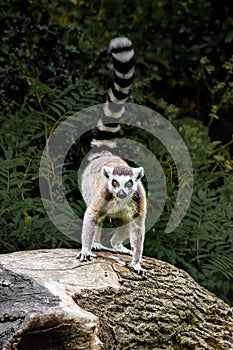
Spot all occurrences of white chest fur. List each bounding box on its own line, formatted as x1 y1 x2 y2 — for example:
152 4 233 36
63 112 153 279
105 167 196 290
106 196 135 220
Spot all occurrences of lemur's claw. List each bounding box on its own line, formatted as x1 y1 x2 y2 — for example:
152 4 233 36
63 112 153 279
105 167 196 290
127 263 147 279
139 269 147 279
92 243 116 252
76 251 97 262
92 243 107 251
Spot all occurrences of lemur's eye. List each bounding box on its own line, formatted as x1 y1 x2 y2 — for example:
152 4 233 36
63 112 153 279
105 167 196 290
125 180 133 188
112 180 119 187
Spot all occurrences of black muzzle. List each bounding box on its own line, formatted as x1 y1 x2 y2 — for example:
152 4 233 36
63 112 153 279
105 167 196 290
117 190 127 199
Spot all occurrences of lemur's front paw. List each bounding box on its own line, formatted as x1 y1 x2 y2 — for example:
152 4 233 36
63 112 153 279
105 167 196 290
127 262 147 279
76 251 97 262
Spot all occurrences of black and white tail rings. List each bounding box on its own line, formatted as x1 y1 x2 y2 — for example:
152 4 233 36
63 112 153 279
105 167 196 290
97 37 135 134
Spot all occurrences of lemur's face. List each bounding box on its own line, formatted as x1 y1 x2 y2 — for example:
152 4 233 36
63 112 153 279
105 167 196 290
102 166 144 199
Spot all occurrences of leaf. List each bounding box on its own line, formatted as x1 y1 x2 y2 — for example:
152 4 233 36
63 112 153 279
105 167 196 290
225 31 233 43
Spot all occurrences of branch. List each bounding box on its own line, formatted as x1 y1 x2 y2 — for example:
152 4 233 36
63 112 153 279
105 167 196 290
0 249 232 349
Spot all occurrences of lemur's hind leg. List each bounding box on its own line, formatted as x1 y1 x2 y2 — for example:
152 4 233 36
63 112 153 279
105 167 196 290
110 221 132 255
91 222 102 250
91 221 115 252
127 216 147 278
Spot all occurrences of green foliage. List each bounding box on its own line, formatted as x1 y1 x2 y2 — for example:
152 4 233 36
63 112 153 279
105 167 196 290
194 55 233 126
144 118 233 305
1 0 99 115
0 92 69 252
1 0 233 306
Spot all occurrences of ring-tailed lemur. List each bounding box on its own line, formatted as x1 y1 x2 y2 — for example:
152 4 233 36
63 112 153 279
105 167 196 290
77 37 147 277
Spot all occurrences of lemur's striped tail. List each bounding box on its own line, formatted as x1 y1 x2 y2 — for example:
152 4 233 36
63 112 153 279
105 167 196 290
96 37 134 142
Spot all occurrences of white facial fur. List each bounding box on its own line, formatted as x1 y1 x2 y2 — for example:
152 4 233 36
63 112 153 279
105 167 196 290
102 166 144 199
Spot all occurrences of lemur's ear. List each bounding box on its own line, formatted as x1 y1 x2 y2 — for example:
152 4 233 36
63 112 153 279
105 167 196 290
133 167 144 181
102 166 114 179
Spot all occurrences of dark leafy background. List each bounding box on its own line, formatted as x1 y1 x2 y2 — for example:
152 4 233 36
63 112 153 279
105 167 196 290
1 0 233 305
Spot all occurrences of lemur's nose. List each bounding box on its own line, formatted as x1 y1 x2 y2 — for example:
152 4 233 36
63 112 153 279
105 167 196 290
117 190 127 199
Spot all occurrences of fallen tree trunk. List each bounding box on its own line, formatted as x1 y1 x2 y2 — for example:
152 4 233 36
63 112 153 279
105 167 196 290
0 249 232 349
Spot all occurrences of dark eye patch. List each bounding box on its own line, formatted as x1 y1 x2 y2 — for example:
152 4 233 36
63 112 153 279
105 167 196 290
125 180 133 188
112 179 119 187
